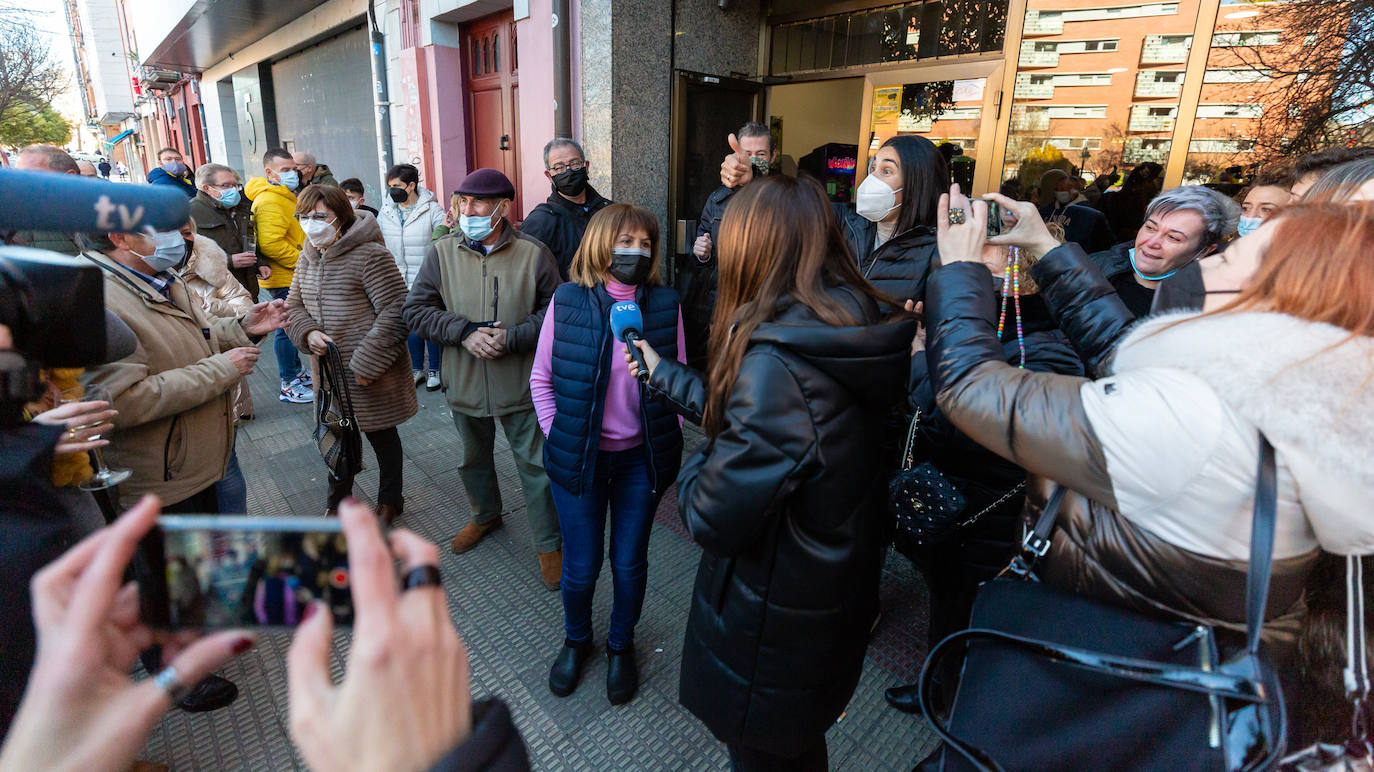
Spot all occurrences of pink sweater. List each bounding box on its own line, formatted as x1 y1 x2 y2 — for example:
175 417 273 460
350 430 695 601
531 281 686 451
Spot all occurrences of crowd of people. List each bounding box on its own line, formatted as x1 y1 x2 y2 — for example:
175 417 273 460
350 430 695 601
1 129 1372 772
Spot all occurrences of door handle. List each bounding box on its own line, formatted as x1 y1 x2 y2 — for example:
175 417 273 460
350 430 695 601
499 134 510 151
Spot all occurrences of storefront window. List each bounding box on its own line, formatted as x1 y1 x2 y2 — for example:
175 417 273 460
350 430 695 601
869 78 987 189
1180 0 1345 187
771 0 1007 75
998 0 1203 203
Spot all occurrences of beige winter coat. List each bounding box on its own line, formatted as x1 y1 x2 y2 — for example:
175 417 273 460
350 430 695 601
182 234 255 419
81 250 253 506
285 211 417 433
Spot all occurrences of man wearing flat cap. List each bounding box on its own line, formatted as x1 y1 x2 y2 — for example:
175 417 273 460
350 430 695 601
403 168 564 590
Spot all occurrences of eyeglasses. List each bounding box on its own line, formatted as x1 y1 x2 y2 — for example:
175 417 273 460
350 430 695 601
295 213 334 222
548 159 586 175
209 181 239 190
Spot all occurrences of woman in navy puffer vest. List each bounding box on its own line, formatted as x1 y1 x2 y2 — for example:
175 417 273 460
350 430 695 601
530 203 684 707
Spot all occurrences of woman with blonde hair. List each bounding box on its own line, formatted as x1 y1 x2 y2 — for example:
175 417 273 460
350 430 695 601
529 203 684 706
627 175 915 770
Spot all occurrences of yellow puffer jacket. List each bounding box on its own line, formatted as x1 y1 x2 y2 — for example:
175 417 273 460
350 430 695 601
245 176 304 290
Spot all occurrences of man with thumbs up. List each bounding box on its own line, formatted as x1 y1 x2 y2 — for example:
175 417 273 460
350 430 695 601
682 123 777 368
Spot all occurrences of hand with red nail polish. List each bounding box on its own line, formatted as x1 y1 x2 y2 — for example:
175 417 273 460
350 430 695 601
0 496 257 772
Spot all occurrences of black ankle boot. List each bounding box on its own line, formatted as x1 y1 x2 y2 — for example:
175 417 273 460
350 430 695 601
884 683 922 714
548 639 594 697
606 645 638 705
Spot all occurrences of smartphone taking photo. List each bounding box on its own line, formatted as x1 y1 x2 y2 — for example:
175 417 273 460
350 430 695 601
139 516 354 629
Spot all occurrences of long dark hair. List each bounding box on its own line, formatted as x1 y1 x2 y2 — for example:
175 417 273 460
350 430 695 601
705 175 897 435
881 135 949 234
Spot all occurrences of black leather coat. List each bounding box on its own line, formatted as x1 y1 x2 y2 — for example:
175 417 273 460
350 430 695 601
646 285 915 755
835 205 940 304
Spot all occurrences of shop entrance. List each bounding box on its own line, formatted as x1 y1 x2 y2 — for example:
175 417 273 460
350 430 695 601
463 11 521 216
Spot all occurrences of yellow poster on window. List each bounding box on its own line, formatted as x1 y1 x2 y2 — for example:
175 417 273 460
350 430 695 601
872 85 901 134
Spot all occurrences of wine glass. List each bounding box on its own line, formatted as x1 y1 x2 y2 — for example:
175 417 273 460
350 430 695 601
61 384 132 490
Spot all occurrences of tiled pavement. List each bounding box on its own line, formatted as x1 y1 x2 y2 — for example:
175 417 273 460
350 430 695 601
140 342 940 770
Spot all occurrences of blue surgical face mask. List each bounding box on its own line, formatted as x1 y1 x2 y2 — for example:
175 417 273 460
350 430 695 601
217 187 241 208
161 161 186 176
459 204 503 242
276 170 300 190
137 230 191 272
1237 216 1262 237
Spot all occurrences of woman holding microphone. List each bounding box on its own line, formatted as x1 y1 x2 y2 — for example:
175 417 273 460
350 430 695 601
529 203 685 706
626 176 915 770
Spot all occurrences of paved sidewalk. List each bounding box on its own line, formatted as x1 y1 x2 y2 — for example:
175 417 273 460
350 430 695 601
140 346 940 770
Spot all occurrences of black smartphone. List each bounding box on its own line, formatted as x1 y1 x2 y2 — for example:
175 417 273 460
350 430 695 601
986 200 1003 239
138 516 354 630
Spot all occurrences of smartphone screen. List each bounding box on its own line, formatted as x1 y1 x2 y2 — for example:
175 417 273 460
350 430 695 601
986 200 1003 239
139 516 354 630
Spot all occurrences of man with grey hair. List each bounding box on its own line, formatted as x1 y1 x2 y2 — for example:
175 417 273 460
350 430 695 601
292 151 338 189
5 145 82 255
188 162 264 296
520 137 611 280
1089 184 1240 317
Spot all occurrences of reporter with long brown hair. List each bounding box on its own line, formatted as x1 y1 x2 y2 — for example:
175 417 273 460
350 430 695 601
627 176 915 770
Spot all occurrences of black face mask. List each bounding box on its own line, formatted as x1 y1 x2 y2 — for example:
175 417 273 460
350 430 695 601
608 248 653 285
180 240 193 270
1149 259 1205 313
552 167 589 197
388 187 409 204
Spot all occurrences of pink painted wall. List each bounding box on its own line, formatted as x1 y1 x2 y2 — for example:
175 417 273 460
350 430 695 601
425 44 469 205
515 0 556 219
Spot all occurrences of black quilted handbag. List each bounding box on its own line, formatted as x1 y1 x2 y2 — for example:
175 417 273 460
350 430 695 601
889 408 967 558
314 342 363 480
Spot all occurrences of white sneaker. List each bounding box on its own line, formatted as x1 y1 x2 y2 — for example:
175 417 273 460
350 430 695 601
413 369 424 385
293 371 313 388
425 371 441 392
280 381 314 403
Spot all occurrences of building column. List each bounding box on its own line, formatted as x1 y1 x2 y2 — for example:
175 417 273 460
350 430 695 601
578 0 673 229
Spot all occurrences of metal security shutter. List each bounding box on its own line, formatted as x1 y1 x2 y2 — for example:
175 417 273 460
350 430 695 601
272 25 381 200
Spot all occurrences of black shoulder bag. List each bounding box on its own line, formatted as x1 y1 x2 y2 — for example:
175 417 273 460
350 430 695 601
920 434 1287 771
314 342 363 480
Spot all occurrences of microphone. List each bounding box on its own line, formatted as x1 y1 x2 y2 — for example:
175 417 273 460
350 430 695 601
0 168 191 233
609 301 650 383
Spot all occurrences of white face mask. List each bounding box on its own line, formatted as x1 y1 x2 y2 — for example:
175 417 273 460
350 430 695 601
301 218 337 248
855 174 900 223
1055 191 1075 204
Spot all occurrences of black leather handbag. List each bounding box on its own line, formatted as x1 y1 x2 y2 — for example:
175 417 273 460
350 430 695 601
921 434 1287 771
314 342 363 480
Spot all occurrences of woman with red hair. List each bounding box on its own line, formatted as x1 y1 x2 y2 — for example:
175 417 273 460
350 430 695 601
927 191 1373 739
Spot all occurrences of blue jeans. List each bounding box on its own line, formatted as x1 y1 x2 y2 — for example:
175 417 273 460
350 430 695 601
407 332 442 372
268 287 301 383
549 445 656 651
215 434 248 514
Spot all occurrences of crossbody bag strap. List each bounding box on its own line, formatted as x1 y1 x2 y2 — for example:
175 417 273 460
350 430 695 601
1245 433 1277 655
918 627 1270 772
1001 484 1067 579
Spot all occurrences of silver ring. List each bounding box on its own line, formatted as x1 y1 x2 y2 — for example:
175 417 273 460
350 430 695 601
154 665 189 703
947 207 966 225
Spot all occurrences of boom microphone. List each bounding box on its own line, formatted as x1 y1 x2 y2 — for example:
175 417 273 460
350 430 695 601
0 168 190 233
609 301 650 383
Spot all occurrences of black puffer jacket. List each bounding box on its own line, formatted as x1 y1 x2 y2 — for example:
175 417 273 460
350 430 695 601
518 185 611 280
426 699 530 771
835 205 940 303
1031 241 1199 376
647 285 915 755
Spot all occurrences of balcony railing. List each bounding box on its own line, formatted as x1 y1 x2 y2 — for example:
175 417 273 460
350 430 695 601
1141 35 1191 64
1129 109 1175 132
1022 10 1064 35
1014 75 1054 99
1123 145 1171 163
1018 46 1060 67
1012 108 1051 131
1135 73 1183 98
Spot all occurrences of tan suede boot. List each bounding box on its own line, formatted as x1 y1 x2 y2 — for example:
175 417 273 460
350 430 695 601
538 549 562 591
449 518 503 554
